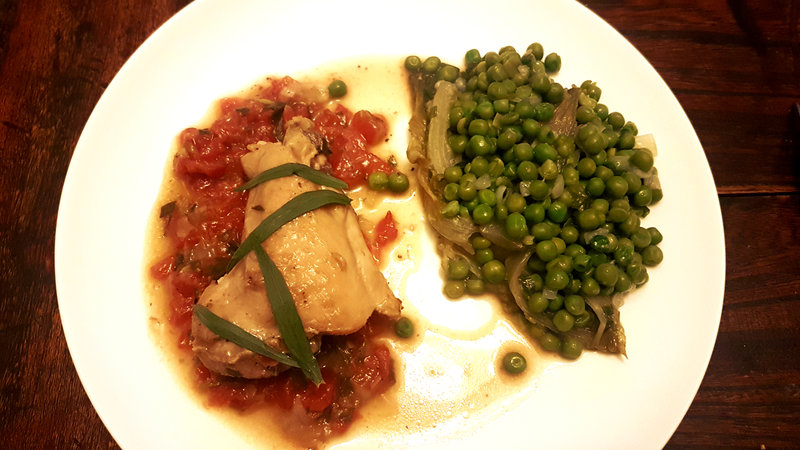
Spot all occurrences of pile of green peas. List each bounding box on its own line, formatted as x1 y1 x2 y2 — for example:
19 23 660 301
405 43 664 360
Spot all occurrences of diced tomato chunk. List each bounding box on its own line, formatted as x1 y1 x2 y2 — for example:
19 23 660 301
350 110 388 145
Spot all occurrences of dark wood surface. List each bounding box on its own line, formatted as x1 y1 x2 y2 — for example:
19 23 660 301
1 0 798 448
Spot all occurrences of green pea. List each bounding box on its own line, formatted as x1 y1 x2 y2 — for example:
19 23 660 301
505 193 525 213
547 201 568 223
502 352 527 374
545 82 564 104
539 332 561 352
608 206 629 223
521 119 541 138
514 101 536 120
606 176 628 198
577 157 597 178
505 213 528 240
528 292 548 313
328 79 347 98
394 317 414 338
595 262 619 287
466 278 485 295
577 209 602 230
438 64 459 82
472 203 494 225
547 294 564 311
586 177 605 197
560 225 580 244
448 134 468 154
530 71 551 94
647 227 663 245
553 310 575 332
471 235 491 250
618 131 635 149
615 272 633 292
581 276 601 296
529 180 550 200
388 173 409 193
595 165 614 181
608 111 625 130
495 203 509 221
530 223 551 241
560 337 583 359
482 259 506 283
443 280 465 299
517 161 538 181
447 258 470 280
532 102 555 122
631 149 654 172
544 53 561 73
618 213 640 235
564 295 586 315
633 186 653 206
458 182 477 201
546 254 572 273
468 119 490 136
545 269 569 290
368 172 389 190
527 42 544 61
444 166 463 184
475 248 494 265
533 143 557 164
404 55 422 72
631 227 652 250
422 56 441 74
476 101 494 120
642 245 663 266
536 240 558 262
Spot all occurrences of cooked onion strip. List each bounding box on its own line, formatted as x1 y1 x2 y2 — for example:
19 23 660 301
235 162 347 192
192 304 300 368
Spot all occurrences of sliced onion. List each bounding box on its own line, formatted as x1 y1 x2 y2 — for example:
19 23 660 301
474 174 491 190
634 133 658 156
644 168 662 190
479 224 524 251
585 296 609 349
551 174 565 198
427 81 459 174
507 250 534 315
542 289 558 300
518 181 531 197
495 185 508 205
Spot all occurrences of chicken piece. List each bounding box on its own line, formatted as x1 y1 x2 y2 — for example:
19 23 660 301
191 117 401 379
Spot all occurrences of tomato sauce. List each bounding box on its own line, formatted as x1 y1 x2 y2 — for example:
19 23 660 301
150 75 399 445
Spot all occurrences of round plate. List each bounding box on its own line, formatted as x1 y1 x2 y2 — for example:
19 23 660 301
55 0 725 448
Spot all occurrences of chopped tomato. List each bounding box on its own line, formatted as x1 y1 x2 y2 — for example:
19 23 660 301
369 211 398 258
350 110 388 145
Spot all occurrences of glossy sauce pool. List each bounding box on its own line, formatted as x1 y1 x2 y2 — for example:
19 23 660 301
144 58 550 449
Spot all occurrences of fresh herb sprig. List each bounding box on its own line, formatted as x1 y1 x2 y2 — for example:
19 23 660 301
254 245 323 384
192 304 299 368
236 162 348 192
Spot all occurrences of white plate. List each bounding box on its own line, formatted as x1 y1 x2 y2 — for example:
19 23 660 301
55 0 725 448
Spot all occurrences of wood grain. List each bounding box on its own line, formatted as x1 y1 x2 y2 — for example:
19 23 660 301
1 0 798 448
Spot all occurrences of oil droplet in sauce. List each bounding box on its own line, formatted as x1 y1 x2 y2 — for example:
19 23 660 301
144 57 548 449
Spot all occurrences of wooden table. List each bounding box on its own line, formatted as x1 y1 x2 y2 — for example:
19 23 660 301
1 0 798 447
